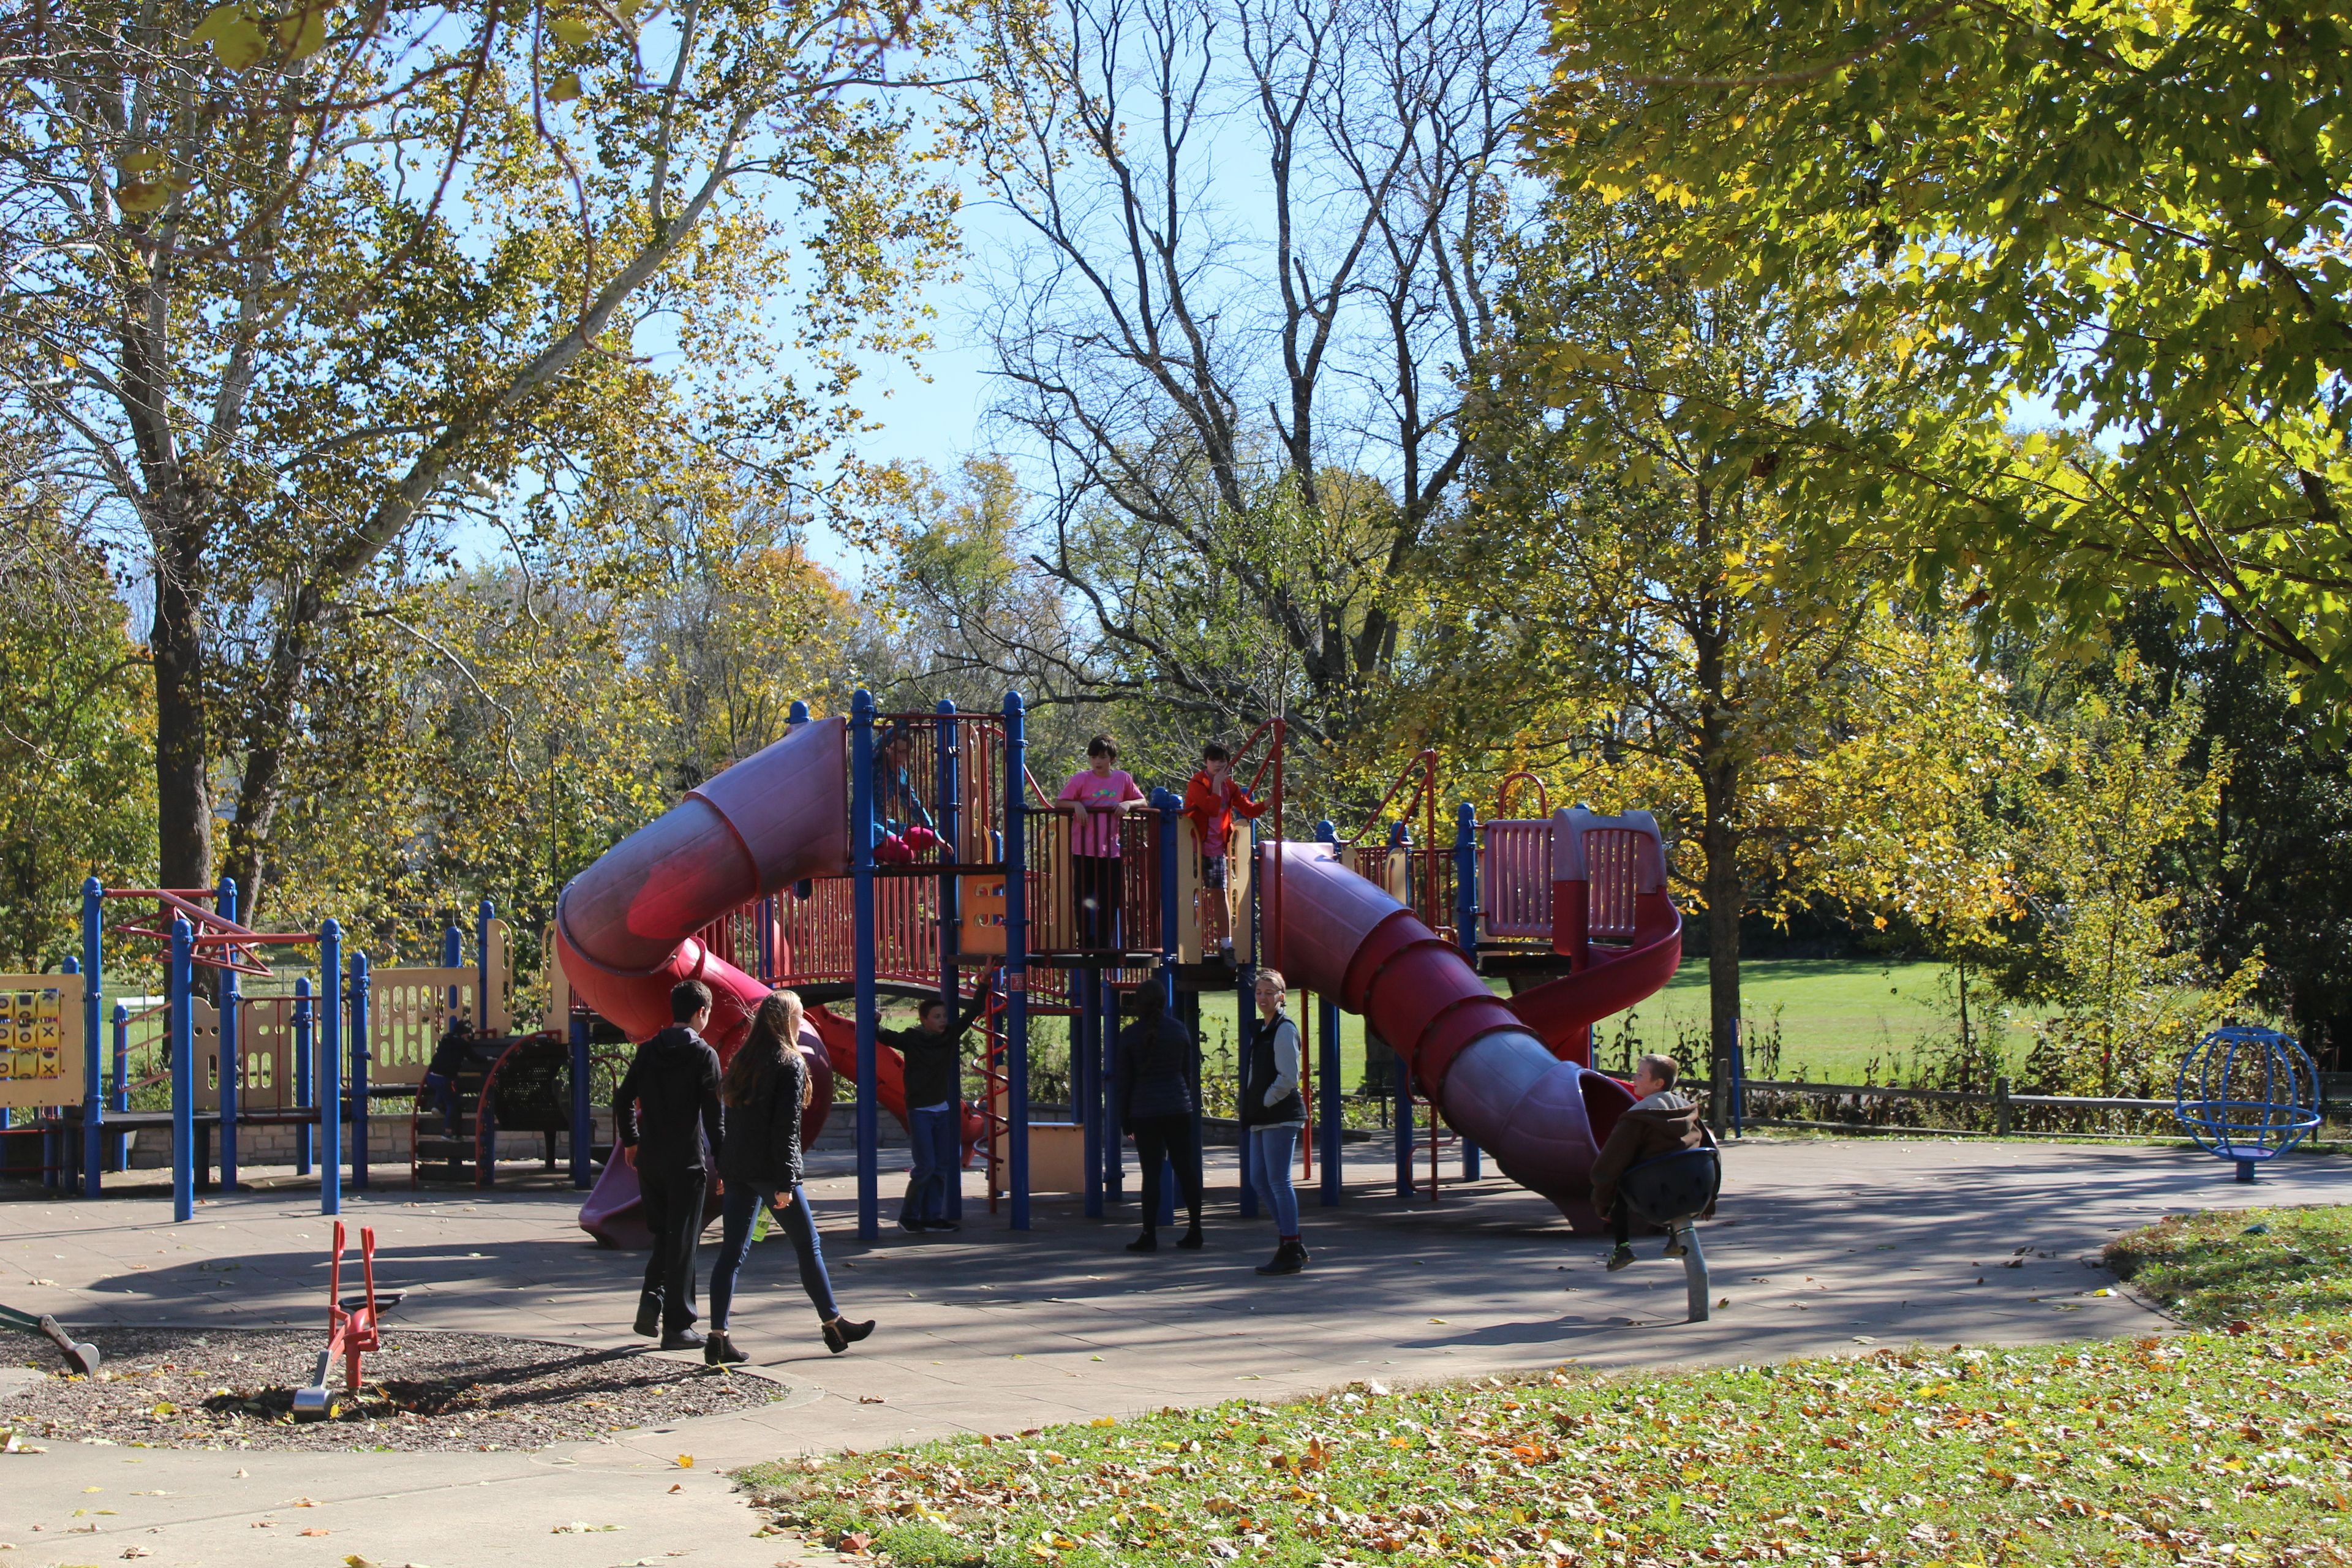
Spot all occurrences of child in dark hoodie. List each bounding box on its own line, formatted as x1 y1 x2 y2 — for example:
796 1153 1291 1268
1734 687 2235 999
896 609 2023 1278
614 978 725 1349
1588 1053 1709 1272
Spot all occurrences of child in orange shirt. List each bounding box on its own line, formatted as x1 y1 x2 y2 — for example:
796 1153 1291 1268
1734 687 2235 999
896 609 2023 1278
1182 742 1267 958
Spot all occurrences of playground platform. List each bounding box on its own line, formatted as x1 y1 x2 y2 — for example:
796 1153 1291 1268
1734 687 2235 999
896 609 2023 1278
2 1137 2343 1566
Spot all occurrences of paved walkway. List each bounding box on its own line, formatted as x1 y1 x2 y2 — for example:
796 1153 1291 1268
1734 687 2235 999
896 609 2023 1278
2 1137 2344 1566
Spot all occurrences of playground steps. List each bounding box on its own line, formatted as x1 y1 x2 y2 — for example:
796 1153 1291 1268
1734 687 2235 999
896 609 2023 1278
410 1053 495 1187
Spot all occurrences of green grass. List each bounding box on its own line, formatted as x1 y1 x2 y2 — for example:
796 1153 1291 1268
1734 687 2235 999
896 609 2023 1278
2107 1205 2352 1329
1193 958 2027 1091
741 1211 2352 1567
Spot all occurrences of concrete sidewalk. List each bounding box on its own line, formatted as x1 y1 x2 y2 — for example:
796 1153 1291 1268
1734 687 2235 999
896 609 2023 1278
2 1137 2344 1566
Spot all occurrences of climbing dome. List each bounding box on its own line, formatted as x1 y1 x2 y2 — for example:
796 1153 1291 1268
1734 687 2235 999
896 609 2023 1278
2173 1026 2322 1182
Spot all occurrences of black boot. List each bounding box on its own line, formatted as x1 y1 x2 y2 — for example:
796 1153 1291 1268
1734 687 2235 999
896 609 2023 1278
1255 1239 1306 1276
823 1317 876 1355
1175 1217 1204 1250
704 1330 749 1366
660 1326 707 1351
1126 1229 1158 1253
633 1291 661 1338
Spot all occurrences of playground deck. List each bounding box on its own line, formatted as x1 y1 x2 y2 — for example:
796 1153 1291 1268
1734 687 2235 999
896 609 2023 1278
2 1138 2342 1566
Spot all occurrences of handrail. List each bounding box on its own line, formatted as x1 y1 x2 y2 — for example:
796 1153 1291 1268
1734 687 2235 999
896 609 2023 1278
1348 749 1437 848
1494 772 1549 818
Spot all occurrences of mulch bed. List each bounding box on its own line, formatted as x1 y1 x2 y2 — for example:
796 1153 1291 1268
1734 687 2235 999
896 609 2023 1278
0 1326 783 1452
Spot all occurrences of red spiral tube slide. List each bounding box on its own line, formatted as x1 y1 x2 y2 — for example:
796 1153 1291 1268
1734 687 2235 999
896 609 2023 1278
1268 834 1678 1231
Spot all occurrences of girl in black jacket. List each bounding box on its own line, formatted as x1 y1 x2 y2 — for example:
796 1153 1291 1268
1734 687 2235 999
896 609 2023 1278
705 990 873 1364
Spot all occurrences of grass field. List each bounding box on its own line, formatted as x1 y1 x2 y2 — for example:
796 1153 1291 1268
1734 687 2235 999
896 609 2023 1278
1143 957 2027 1095
742 1204 2352 1567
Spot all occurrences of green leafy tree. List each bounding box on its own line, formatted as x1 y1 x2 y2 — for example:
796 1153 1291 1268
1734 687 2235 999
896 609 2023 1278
4 0 968 914
0 510 155 969
1451 199 2015 1089
2015 687 2264 1097
1533 0 2352 712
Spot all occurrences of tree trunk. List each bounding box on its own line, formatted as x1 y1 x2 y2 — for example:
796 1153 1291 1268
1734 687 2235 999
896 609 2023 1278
151 532 211 895
1700 756 1742 1131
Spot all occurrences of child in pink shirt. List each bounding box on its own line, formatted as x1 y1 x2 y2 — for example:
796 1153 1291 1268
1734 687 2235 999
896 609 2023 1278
1056 735 1146 949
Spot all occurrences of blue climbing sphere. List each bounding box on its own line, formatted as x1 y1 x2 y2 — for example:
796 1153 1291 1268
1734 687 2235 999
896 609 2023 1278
2173 1027 2321 1177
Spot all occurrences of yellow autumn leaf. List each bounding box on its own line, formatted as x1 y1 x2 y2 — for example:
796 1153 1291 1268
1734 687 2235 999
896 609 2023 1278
190 4 269 69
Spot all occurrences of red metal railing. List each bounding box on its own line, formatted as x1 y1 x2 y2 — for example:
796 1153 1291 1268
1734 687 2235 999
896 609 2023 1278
1480 820 1553 940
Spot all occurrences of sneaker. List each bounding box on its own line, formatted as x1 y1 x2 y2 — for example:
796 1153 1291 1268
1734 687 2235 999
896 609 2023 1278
1126 1231 1158 1253
897 1216 926 1234
921 1218 960 1233
633 1292 660 1338
704 1330 749 1366
1175 1224 1204 1250
823 1317 876 1355
660 1328 707 1352
1606 1244 1635 1273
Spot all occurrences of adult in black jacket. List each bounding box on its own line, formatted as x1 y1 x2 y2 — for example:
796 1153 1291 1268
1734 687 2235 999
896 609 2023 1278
613 979 725 1349
881 991 984 1233
1115 984 1204 1253
703 990 873 1363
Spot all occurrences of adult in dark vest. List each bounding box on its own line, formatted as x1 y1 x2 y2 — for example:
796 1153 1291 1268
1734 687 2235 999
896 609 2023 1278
1242 967 1308 1275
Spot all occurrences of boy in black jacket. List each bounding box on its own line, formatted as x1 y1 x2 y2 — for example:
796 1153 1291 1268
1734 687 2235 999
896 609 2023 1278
882 992 984 1233
614 979 725 1349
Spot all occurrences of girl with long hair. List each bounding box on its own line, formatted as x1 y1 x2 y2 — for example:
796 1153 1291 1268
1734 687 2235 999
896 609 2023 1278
705 990 873 1362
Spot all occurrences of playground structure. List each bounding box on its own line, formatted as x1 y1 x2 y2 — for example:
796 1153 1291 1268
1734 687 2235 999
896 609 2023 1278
560 691 1686 1243
2174 1025 2323 1182
0 882 594 1223
0 690 1687 1241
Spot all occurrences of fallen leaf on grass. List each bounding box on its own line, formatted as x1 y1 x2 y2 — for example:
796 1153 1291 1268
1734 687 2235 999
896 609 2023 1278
835 1531 872 1555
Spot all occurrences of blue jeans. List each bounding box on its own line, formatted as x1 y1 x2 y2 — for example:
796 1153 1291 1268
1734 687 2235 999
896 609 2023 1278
1248 1123 1302 1238
900 1104 959 1223
708 1182 838 1330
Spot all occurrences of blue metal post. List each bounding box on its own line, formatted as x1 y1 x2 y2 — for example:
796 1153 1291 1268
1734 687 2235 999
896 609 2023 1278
937 698 962 1222
442 924 462 1020
1318 991 1343 1205
1003 692 1031 1229
1077 968 1101 1216
110 1003 128 1172
475 899 494 1030
168 916 194 1222
851 689 880 1240
789 700 816 903
1156 788 1182 1226
293 978 314 1174
570 1012 594 1188
216 876 241 1193
80 878 103 1196
349 952 371 1190
1237 837 1259 1219
319 920 343 1216
1102 967 1123 1205
1455 802 1480 1179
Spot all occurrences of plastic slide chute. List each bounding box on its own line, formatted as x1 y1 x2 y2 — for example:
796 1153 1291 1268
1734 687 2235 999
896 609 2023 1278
1267 812 1679 1229
567 721 848 1246
1502 808 1683 1065
562 718 989 1246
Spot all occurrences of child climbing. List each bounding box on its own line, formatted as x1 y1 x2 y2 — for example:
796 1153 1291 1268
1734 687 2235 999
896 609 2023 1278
1182 741 1267 960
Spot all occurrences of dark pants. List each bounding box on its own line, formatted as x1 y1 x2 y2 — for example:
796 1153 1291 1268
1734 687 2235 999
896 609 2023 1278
709 1182 839 1330
1073 853 1123 949
419 1070 459 1135
1611 1194 1632 1246
636 1163 708 1334
900 1105 959 1223
1129 1113 1202 1228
